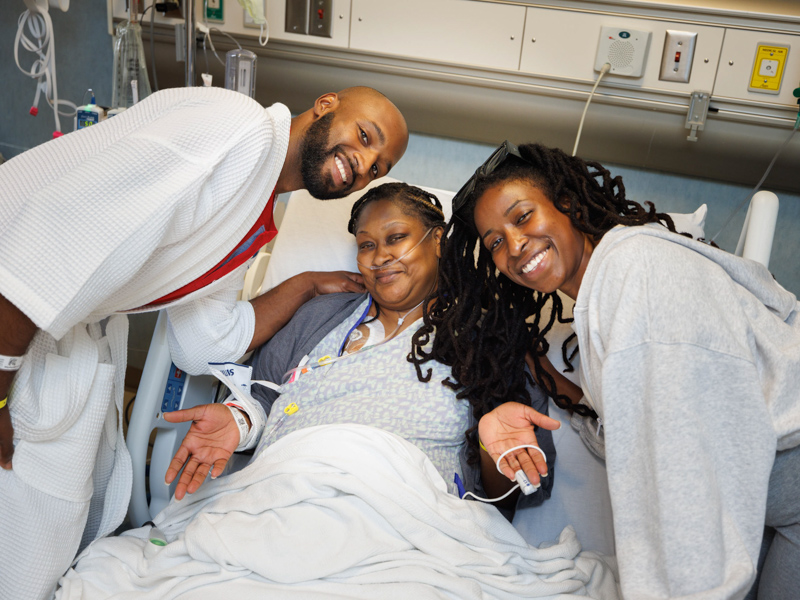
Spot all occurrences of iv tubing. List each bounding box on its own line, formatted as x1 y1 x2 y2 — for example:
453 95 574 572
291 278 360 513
281 296 426 385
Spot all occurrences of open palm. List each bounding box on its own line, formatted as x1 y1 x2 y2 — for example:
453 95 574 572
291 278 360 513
479 402 560 483
163 403 241 500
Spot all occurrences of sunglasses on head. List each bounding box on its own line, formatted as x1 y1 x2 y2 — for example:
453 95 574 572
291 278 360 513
451 140 530 216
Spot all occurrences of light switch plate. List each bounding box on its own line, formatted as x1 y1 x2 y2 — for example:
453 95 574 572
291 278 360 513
659 30 697 83
308 0 333 38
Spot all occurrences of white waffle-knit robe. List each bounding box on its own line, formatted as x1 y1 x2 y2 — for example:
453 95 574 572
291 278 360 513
0 87 291 600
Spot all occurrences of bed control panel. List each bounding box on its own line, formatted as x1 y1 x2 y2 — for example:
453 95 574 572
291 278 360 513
161 364 185 413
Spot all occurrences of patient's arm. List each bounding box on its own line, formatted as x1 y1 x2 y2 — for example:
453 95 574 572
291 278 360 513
248 271 365 351
163 403 243 499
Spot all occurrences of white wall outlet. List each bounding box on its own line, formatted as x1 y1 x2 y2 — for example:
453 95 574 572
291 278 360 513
595 26 651 78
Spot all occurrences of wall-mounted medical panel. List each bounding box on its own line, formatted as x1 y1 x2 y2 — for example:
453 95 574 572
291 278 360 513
519 7 724 96
267 0 350 48
349 0 526 72
715 29 800 106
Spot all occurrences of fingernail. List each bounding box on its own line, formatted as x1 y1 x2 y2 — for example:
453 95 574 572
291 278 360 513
541 472 548 477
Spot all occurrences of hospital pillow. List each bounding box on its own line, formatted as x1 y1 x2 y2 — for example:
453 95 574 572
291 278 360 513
261 180 706 293
260 177 454 293
669 204 707 240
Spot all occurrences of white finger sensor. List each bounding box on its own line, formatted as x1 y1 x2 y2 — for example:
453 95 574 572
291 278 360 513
515 470 540 496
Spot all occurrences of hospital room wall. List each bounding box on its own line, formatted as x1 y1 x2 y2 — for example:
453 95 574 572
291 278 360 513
0 0 114 158
1 3 799 370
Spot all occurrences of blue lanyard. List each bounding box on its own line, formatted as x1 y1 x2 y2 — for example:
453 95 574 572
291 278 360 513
337 295 373 357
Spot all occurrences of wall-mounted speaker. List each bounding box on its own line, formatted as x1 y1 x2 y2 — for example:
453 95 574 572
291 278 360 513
595 26 652 77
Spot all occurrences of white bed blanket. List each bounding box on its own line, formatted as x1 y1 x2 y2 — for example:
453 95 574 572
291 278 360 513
57 424 618 599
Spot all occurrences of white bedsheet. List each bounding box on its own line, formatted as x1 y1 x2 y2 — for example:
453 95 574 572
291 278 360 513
58 424 618 600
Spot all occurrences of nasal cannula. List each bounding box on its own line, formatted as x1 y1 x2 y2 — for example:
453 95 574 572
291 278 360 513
356 227 434 270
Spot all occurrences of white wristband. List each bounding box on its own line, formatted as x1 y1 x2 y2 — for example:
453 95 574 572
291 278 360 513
0 354 24 371
225 404 250 451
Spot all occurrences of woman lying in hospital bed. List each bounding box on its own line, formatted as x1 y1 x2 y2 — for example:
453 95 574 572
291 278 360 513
56 182 619 600
421 141 800 600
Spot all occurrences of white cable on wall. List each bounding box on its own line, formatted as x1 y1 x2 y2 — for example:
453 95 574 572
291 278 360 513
572 63 611 157
14 3 76 135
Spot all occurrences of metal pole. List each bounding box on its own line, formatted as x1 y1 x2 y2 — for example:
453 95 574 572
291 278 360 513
185 0 195 86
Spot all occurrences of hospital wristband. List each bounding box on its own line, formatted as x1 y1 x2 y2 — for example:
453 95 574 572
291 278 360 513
224 398 265 452
225 404 250 451
0 397 7 410
0 354 24 371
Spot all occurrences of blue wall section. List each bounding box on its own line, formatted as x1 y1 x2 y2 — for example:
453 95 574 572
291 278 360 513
0 0 113 159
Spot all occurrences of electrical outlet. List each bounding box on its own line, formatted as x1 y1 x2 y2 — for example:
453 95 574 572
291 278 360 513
595 26 651 78
660 30 697 83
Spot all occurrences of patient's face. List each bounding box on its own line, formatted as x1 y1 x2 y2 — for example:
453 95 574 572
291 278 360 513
354 199 441 312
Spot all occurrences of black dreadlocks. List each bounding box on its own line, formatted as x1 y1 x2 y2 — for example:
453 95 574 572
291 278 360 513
410 143 683 465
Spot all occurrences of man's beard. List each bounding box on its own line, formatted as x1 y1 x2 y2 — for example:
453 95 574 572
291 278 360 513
300 112 352 200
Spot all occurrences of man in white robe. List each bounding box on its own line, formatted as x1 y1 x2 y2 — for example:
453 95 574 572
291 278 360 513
0 84 408 600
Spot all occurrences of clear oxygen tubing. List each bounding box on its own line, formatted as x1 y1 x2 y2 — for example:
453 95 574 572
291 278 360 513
710 115 800 246
573 63 611 157
279 294 427 386
357 227 434 271
461 445 548 503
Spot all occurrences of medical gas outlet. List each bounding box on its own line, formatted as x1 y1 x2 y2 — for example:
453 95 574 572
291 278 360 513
659 30 697 83
749 44 790 94
206 0 223 22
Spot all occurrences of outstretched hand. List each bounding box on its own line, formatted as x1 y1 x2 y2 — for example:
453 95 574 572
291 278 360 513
305 271 365 296
163 403 242 500
478 402 561 485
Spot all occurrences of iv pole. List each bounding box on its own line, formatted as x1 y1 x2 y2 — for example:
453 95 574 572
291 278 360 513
184 0 195 86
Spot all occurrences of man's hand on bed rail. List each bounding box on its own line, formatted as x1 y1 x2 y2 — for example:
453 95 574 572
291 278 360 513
479 403 560 485
163 404 242 500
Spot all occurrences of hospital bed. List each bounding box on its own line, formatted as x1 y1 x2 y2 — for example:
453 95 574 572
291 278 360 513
125 180 780 557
